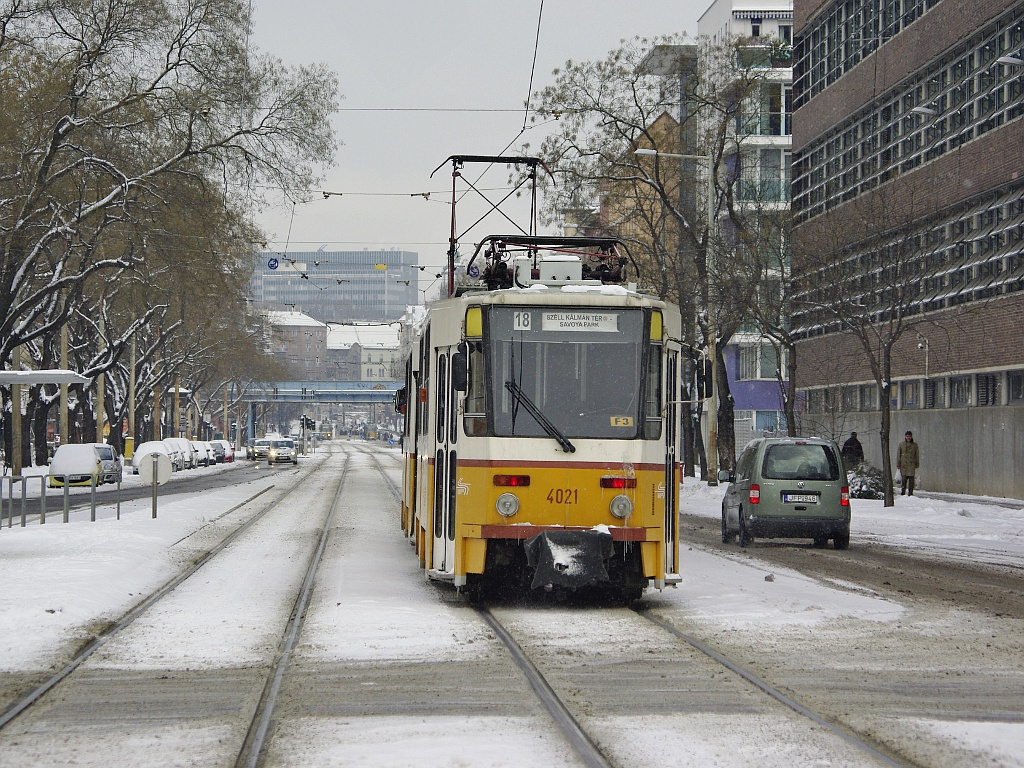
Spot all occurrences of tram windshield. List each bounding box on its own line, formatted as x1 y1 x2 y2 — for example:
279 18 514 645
482 306 649 440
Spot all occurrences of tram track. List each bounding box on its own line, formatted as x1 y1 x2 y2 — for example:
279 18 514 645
0 450 352 768
358 444 913 768
474 600 916 768
361 444 910 766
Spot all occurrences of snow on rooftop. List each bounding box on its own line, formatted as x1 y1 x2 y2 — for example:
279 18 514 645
265 310 326 328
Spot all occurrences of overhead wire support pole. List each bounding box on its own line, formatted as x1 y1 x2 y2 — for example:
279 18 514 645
431 155 554 297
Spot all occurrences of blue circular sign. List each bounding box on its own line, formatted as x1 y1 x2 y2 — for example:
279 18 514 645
467 265 480 278
268 257 279 270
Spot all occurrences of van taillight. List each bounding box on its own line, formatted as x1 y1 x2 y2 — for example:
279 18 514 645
749 484 760 504
841 486 850 506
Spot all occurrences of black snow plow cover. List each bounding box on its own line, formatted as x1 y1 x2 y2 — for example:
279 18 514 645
523 529 615 590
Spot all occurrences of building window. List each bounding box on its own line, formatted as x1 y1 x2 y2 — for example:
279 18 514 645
806 388 822 413
739 342 783 380
976 373 1001 406
859 384 877 411
949 375 972 407
924 378 945 409
1008 371 1024 404
900 380 920 409
842 386 858 412
755 410 787 432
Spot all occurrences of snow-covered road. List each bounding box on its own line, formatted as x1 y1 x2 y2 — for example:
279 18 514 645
0 444 1021 766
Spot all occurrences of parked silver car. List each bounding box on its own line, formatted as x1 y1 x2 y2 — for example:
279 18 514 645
88 442 123 484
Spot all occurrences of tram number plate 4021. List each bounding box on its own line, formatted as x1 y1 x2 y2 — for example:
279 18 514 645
547 488 579 504
783 493 818 503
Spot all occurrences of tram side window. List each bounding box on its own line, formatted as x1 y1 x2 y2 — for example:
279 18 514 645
464 341 487 436
643 345 663 439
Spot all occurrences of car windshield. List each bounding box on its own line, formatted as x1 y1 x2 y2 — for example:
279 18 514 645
762 444 841 481
255 439 271 446
95 446 113 459
271 440 292 448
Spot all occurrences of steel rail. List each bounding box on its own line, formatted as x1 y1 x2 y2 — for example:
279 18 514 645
234 453 350 768
477 607 616 768
636 609 914 768
0 483 280 731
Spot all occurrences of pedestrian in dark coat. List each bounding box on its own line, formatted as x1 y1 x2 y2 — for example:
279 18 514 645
841 431 864 467
896 430 920 496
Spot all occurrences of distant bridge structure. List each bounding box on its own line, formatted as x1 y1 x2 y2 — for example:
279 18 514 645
236 381 403 443
237 380 402 404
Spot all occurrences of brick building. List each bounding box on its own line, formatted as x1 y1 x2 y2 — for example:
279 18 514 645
792 0 1024 497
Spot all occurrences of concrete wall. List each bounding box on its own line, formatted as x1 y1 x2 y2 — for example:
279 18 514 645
802 406 1024 499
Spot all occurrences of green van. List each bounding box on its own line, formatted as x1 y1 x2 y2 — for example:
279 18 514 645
719 437 851 549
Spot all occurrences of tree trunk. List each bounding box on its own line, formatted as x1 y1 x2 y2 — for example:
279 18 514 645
784 344 798 437
715 344 736 472
879 346 895 507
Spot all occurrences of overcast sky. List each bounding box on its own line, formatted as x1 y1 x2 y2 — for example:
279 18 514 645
248 1 703 285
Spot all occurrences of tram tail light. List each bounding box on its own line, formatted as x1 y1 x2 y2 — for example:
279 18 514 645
600 477 637 489
749 484 760 504
493 474 530 486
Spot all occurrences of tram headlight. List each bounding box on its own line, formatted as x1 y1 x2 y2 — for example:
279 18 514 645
609 494 633 520
495 492 520 518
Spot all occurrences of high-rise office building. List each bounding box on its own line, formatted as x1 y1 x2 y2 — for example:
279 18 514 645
251 249 419 322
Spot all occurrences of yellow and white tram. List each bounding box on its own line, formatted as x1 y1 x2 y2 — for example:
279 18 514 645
398 237 684 601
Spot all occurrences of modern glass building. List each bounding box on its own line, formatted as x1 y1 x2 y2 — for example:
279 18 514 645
251 249 419 322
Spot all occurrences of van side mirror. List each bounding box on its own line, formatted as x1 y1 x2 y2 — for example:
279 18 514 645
717 469 733 484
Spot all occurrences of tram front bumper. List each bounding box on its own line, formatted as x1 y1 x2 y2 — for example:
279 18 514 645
523 529 615 591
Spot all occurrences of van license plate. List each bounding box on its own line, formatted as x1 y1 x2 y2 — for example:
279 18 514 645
784 493 818 503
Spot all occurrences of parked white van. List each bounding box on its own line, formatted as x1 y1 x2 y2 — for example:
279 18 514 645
133 441 174 474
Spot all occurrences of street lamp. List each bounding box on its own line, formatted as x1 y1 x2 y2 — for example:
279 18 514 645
635 147 719 483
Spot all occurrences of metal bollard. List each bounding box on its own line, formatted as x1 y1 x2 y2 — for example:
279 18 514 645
90 475 97 522
20 476 27 527
63 482 70 523
39 475 46 524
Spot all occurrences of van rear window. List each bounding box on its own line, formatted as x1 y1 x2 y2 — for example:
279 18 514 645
762 444 840 481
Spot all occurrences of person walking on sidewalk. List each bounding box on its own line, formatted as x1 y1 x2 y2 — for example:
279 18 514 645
842 431 864 467
897 430 921 496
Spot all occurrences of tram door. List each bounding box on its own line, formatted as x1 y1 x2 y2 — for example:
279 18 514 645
431 347 459 574
664 350 680 576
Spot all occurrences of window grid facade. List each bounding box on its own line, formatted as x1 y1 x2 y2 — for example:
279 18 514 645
794 0 945 109
794 12 1024 223
793 186 1024 334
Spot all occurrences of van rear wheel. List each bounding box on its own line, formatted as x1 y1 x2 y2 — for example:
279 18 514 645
721 507 732 543
738 512 752 548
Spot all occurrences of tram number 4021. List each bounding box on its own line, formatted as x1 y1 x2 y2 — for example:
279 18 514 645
547 488 579 504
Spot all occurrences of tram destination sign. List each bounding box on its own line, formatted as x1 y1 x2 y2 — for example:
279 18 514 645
541 311 618 332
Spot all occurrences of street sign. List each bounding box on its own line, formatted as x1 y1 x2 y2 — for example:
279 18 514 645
138 452 172 485
268 257 279 270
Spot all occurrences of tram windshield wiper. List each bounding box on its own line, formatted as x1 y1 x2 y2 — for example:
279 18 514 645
504 380 576 453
